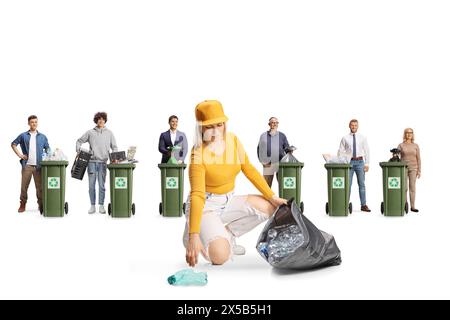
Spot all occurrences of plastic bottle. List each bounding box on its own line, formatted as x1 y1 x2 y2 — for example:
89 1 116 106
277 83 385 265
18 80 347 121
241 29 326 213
268 229 278 240
167 269 208 286
257 243 269 259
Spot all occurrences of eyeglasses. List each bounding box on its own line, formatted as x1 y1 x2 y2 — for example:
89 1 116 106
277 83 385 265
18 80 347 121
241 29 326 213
269 122 279 125
406 132 414 134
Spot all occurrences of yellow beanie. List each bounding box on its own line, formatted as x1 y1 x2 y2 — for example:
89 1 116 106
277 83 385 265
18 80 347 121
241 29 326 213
195 100 229 126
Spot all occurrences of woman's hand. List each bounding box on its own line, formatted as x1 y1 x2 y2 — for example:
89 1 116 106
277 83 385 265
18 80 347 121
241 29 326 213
20 154 28 160
269 195 288 208
186 233 207 267
417 172 421 179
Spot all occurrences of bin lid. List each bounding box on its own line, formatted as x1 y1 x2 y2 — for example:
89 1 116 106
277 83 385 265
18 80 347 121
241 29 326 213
379 161 408 167
279 162 304 168
158 163 187 169
107 163 136 169
41 160 69 166
324 163 352 169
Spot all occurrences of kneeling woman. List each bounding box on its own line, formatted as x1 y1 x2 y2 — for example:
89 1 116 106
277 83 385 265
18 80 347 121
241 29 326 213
183 100 287 267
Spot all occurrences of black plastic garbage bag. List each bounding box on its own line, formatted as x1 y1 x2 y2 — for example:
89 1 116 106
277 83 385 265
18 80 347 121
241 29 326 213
256 200 342 270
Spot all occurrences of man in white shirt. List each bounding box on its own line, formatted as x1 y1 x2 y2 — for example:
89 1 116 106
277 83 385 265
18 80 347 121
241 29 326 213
338 119 371 212
11 115 50 213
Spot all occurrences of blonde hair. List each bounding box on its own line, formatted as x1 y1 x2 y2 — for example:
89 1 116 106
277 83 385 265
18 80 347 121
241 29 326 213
193 122 227 149
403 128 415 143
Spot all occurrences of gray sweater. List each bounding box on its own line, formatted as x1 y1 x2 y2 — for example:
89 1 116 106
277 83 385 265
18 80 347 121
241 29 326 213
76 127 118 163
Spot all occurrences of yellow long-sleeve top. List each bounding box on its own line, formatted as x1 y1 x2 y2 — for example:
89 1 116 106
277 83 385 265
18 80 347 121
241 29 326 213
189 132 275 234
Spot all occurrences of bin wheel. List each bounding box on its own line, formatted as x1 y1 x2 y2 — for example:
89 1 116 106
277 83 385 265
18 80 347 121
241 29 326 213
64 202 69 215
108 203 111 216
381 202 385 215
325 202 329 215
132 203 136 215
349 202 353 214
300 202 304 213
159 202 162 215
183 203 186 215
405 202 409 214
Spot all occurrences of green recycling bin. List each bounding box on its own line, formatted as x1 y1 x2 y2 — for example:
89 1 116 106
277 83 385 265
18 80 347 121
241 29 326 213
40 161 69 217
278 162 305 212
325 163 352 216
380 162 409 216
158 163 187 217
107 163 136 218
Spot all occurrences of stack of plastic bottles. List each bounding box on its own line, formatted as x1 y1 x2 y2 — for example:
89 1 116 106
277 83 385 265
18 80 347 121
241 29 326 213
258 224 305 264
322 153 351 164
42 148 68 161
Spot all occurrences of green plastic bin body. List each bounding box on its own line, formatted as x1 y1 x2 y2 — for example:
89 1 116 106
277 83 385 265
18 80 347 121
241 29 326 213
325 163 352 216
41 161 69 217
278 162 305 212
380 162 408 216
107 163 136 218
158 163 186 217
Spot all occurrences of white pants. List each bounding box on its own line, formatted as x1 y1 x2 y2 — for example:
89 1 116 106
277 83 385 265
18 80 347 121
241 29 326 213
183 191 269 260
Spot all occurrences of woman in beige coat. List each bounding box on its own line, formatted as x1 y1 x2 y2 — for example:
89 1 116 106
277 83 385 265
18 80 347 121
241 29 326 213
398 128 421 212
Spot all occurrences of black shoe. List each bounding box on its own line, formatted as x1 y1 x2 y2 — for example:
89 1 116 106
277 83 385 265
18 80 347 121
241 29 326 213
411 208 419 213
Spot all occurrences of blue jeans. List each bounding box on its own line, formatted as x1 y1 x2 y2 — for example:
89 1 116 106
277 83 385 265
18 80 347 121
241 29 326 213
88 162 107 205
350 160 367 206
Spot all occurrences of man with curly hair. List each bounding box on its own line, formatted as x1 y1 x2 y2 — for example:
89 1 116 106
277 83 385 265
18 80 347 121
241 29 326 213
76 112 118 214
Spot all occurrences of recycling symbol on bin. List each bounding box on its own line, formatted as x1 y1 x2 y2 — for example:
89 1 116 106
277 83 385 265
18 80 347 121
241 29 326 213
333 177 345 189
388 177 401 189
115 177 128 189
283 177 296 189
166 177 179 189
48 177 60 189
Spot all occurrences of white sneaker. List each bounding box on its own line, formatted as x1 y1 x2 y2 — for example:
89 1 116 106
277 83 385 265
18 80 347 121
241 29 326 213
88 205 96 214
231 237 246 256
99 205 106 214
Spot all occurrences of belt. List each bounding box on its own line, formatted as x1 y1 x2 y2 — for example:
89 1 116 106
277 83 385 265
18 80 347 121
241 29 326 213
351 157 364 161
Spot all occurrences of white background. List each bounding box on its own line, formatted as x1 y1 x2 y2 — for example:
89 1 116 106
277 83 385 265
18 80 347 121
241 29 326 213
0 0 449 299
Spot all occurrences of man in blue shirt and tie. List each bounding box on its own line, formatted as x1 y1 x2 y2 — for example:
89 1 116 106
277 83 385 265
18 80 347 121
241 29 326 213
158 115 188 163
257 117 290 188
338 119 371 212
11 115 50 213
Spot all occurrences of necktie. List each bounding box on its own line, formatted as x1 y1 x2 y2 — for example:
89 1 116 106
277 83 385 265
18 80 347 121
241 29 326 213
353 134 357 158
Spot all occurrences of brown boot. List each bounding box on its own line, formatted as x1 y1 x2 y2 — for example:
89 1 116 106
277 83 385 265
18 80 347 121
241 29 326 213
361 205 371 212
18 201 26 213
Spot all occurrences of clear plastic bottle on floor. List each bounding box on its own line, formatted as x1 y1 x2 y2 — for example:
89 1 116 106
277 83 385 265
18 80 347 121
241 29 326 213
167 269 208 286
